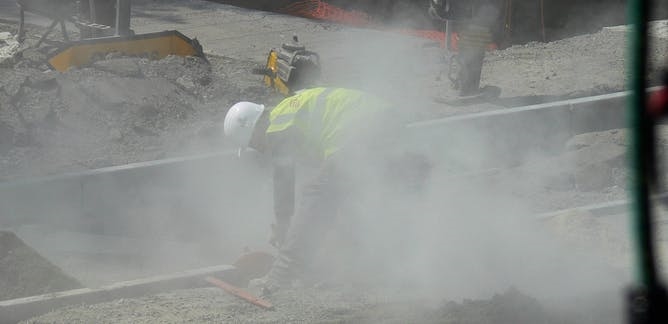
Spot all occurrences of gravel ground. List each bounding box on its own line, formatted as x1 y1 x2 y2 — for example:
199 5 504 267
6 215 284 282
1 3 667 323
0 15 666 179
428 24 667 115
0 21 281 181
24 285 605 324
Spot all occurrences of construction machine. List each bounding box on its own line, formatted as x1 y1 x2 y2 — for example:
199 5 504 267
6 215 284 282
254 35 321 96
16 0 205 71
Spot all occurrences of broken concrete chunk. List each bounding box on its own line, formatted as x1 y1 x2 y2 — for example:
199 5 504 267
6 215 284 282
176 75 196 90
0 32 20 67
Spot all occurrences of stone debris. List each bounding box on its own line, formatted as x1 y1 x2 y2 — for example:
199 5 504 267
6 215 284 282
0 31 20 67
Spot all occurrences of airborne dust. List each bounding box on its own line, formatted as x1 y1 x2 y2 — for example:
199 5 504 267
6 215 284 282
0 0 667 323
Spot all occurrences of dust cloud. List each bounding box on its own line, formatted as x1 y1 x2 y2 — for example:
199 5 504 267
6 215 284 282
88 8 629 322
295 115 629 323
2 0 657 322
249 6 634 321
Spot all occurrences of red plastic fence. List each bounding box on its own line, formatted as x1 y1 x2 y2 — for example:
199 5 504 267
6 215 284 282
276 0 503 49
398 29 447 47
279 0 371 26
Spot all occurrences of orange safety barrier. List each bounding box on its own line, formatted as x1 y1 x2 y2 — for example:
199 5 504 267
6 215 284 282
397 29 447 47
277 1 499 51
279 0 371 26
450 32 498 51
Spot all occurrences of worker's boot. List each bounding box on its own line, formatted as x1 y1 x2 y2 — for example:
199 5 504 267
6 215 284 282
248 275 280 297
247 252 296 296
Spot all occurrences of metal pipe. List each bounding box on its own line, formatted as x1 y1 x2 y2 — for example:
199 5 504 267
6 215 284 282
444 19 450 51
115 0 131 36
88 0 97 23
88 0 97 37
627 0 657 289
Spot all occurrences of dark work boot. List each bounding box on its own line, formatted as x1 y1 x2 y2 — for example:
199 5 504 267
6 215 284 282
457 48 485 97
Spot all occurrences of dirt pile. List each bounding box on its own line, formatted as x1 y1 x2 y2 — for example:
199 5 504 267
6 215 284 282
24 286 572 324
2 16 666 180
544 209 630 270
483 28 629 100
434 289 564 324
0 230 81 301
477 128 628 213
0 22 279 181
427 24 666 117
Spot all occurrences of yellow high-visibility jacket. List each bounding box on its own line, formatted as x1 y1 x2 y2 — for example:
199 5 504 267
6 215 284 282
267 87 389 160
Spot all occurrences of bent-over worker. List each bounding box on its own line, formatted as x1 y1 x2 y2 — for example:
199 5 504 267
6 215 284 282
223 87 427 294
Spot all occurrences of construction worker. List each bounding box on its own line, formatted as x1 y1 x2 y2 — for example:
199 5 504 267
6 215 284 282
223 87 426 294
429 0 501 97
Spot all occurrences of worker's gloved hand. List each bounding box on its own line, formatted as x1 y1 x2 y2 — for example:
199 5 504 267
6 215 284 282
269 222 289 248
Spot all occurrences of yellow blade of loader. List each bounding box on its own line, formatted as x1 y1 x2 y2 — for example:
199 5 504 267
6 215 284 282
48 30 205 72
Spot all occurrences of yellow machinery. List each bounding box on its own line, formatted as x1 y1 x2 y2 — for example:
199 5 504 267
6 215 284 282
49 30 204 72
17 0 205 71
255 36 321 96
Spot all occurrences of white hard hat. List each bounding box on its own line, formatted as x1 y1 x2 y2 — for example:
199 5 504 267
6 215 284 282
223 101 266 149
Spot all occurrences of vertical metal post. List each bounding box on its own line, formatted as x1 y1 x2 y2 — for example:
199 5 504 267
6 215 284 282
88 0 97 38
628 0 655 291
59 21 70 42
626 0 668 323
444 19 451 51
539 0 545 42
18 4 25 42
89 0 97 23
115 0 131 36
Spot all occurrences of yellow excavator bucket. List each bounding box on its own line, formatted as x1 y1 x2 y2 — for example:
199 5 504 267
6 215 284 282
48 30 204 72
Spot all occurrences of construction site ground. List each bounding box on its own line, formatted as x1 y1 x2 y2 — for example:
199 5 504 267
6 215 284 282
0 0 667 181
0 0 668 323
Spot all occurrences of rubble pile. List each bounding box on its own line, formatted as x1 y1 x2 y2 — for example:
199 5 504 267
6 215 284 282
0 23 278 181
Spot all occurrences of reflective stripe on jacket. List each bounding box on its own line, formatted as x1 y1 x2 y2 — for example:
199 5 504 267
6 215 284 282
267 87 387 159
458 24 492 50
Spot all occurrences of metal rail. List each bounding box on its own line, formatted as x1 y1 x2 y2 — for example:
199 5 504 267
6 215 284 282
0 89 661 323
0 89 655 239
537 192 668 219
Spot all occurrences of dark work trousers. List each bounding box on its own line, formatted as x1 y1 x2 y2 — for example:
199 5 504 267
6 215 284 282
457 47 486 96
454 0 501 96
266 159 347 285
